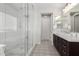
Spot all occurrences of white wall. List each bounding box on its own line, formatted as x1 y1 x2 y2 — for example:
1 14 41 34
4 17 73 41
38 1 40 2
33 5 41 44
28 4 42 45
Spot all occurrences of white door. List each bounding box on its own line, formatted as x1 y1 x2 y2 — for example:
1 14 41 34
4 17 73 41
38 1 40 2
41 15 51 40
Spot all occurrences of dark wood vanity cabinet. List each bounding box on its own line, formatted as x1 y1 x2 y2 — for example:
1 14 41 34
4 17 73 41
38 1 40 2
53 34 79 56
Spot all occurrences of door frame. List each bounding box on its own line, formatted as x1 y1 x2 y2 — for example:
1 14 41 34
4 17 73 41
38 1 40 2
41 13 53 42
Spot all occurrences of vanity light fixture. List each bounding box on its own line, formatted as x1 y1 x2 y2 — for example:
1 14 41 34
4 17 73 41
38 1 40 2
55 16 61 20
63 3 78 14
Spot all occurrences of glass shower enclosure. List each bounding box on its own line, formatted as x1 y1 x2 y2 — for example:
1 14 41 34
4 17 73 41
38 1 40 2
0 3 34 56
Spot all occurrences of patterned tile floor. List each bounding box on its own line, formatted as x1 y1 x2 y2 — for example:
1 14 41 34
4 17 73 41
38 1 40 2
30 40 60 56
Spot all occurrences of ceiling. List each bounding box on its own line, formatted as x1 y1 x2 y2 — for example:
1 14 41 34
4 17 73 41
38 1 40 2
6 3 66 16
34 3 66 16
35 3 66 9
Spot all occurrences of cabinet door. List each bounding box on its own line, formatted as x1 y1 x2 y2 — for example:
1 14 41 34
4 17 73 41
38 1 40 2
62 39 69 56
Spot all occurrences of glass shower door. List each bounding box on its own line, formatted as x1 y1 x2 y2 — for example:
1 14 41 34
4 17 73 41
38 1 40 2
0 3 27 56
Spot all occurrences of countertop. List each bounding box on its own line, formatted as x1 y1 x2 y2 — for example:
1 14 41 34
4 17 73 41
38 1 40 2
53 30 79 42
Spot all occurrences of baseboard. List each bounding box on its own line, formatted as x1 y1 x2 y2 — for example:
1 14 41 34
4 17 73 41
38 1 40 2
26 44 36 56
